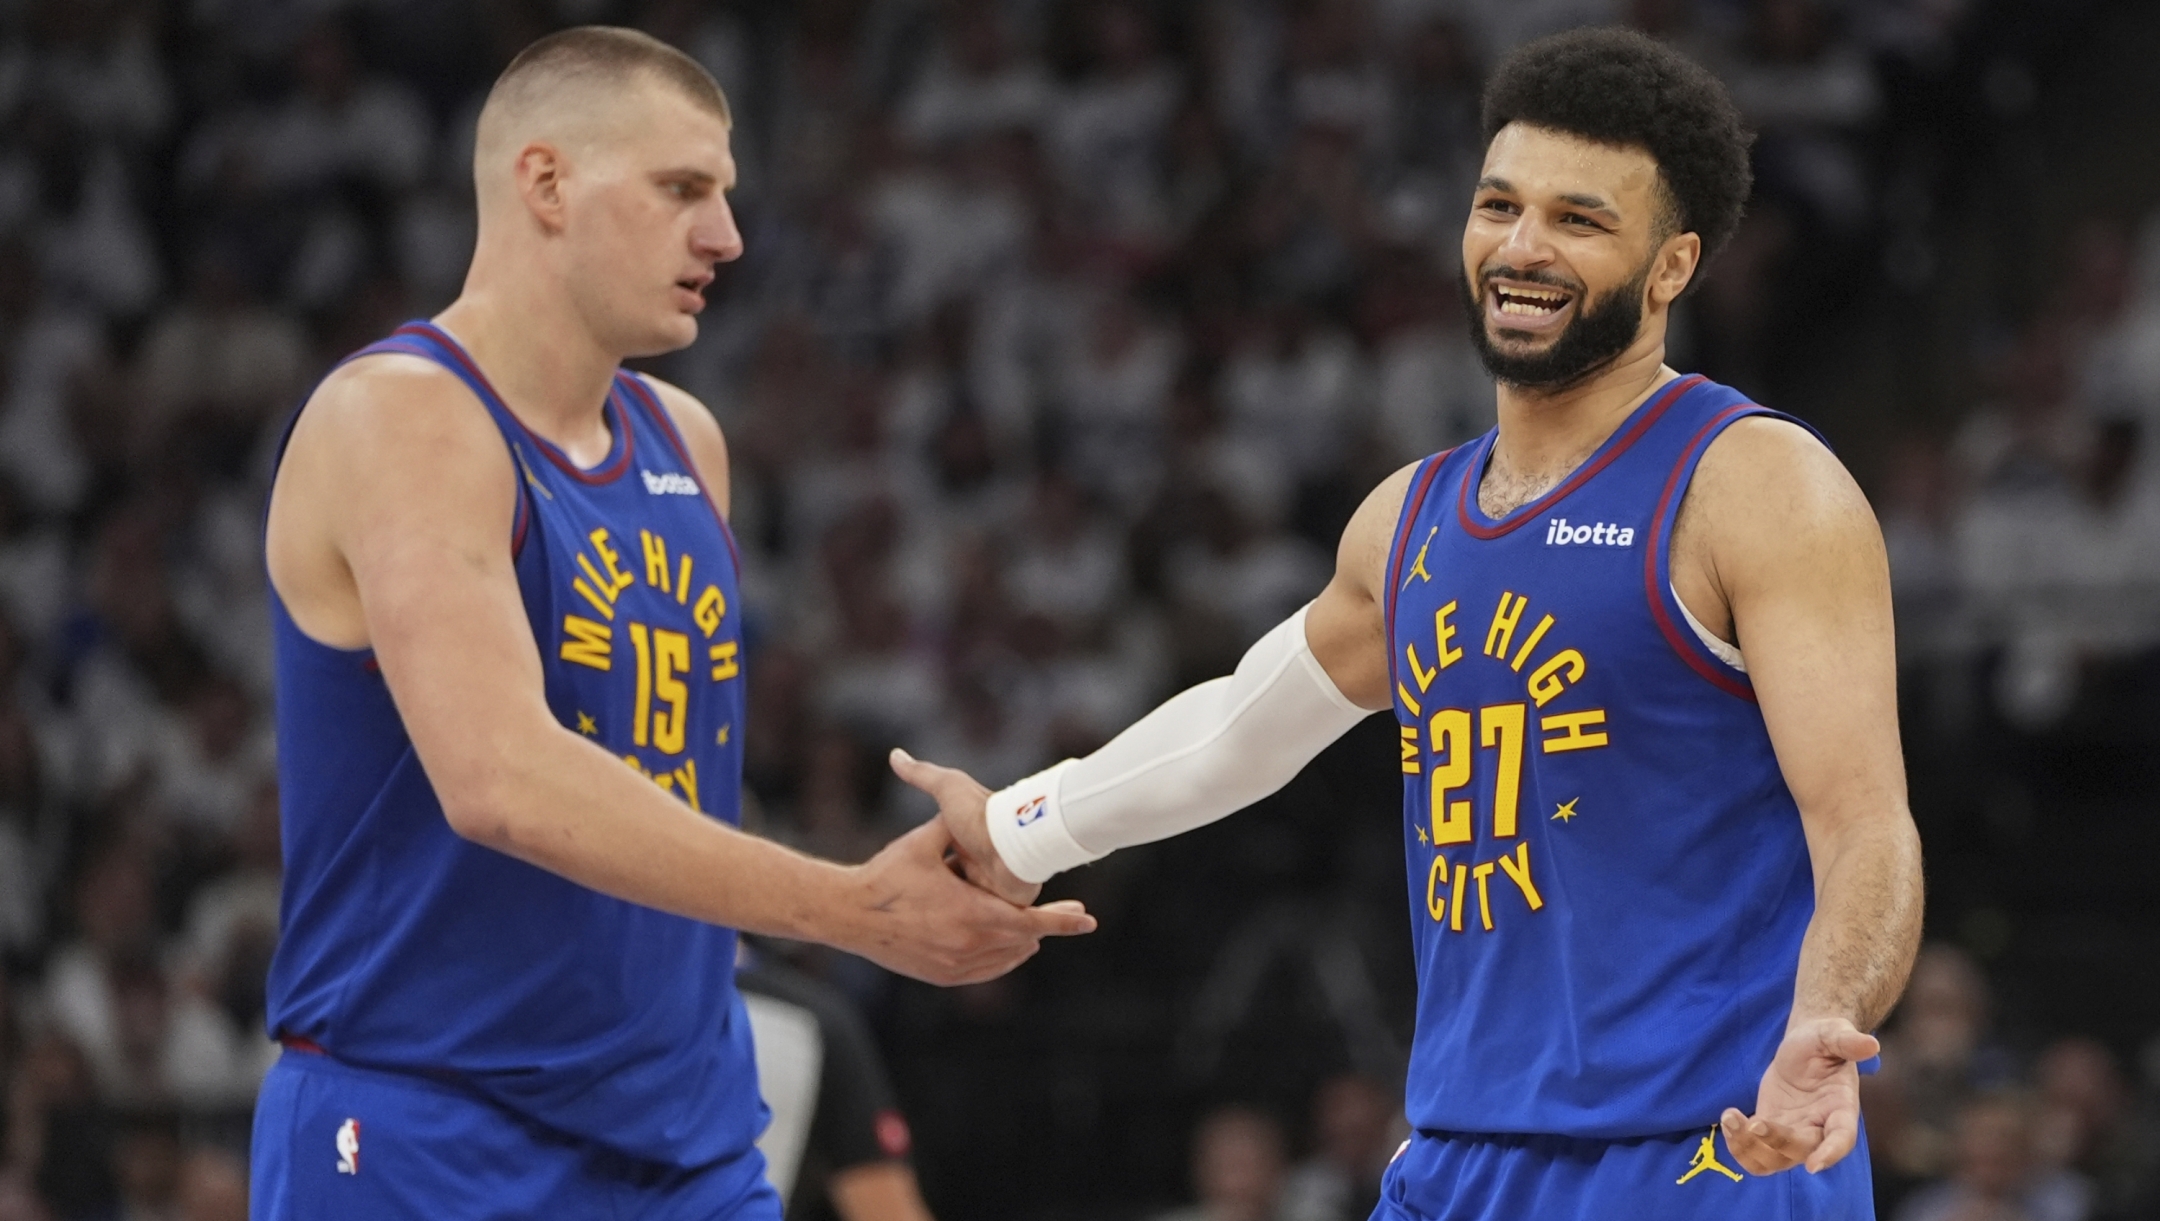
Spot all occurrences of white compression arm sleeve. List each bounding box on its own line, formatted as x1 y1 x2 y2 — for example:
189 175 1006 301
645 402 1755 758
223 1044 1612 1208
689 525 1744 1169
983 604 1373 883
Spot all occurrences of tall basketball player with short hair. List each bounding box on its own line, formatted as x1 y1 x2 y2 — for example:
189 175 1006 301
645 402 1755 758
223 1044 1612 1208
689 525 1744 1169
256 27 1092 1219
899 28 1923 1219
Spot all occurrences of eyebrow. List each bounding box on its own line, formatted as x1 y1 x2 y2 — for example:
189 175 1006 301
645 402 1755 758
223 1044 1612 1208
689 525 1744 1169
1474 177 1624 222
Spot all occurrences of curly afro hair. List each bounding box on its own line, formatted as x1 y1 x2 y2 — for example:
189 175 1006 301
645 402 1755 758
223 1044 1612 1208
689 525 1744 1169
1481 27 1753 264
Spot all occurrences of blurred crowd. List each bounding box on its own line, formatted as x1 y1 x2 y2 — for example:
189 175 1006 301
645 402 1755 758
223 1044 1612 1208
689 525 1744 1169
1 0 2158 1217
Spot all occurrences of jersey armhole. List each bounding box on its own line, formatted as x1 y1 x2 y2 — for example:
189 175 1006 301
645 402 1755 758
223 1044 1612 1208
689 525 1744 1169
1382 452 1450 698
1643 406 1830 702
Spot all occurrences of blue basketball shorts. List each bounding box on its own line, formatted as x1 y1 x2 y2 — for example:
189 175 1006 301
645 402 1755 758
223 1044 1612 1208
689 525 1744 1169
250 1049 782 1220
1371 1122 1875 1221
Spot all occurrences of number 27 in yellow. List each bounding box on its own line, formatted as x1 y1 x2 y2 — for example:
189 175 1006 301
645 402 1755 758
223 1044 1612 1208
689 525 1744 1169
1427 703 1525 845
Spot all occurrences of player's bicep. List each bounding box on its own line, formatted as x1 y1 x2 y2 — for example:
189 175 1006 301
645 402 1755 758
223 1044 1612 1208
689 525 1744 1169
1307 461 1420 711
1710 425 1906 857
323 376 555 829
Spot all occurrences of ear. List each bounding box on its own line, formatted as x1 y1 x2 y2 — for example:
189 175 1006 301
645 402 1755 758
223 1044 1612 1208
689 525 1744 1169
513 141 570 234
1646 230 1701 310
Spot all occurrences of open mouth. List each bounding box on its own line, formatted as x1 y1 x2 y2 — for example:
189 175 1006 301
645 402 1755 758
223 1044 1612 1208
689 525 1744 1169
674 275 711 311
1489 283 1573 318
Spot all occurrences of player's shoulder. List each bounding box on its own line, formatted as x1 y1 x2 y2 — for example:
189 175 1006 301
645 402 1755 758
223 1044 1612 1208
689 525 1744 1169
630 371 726 449
1336 457 1435 596
627 371 732 506
1687 411 1880 574
1694 413 1868 523
296 349 501 457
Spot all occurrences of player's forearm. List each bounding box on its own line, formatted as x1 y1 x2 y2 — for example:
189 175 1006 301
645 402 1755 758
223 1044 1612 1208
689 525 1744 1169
1787 808 1923 1032
983 606 1371 882
451 727 866 944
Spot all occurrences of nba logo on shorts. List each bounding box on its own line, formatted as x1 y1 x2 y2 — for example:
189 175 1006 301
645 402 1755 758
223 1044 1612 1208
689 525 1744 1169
335 1119 361 1175
1016 796 1049 827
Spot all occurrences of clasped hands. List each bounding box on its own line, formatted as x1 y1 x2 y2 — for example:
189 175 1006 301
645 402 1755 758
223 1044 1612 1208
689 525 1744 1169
838 750 1087 988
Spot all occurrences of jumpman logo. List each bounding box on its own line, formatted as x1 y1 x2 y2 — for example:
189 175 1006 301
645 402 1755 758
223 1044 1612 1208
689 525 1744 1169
1675 1130 1742 1185
1400 527 1438 590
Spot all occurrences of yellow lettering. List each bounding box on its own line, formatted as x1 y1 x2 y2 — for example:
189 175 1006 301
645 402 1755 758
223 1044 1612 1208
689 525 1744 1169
591 528 634 594
1429 709 1473 845
693 586 726 637
576 554 621 606
1434 601 1463 668
629 623 653 746
1400 725 1420 775
621 753 648 776
652 629 689 754
674 760 699 812
1472 861 1497 931
1450 864 1467 932
1480 703 1525 838
675 554 693 605
655 772 675 793
1396 682 1422 718
1509 614 1556 673
1483 591 1526 660
1540 708 1610 752
1406 644 1437 693
1499 842 1544 911
1526 648 1586 707
572 576 615 621
709 641 739 681
1426 854 1449 923
641 530 672 594
560 616 613 670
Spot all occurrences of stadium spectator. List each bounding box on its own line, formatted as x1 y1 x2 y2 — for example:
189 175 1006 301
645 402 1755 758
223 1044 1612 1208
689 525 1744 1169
1279 1074 1402 1221
1893 1092 2092 1221
1153 1106 1313 1221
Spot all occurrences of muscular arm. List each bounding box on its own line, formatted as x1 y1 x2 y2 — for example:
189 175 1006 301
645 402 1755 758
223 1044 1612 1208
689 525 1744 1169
266 359 1089 985
1675 417 1924 1172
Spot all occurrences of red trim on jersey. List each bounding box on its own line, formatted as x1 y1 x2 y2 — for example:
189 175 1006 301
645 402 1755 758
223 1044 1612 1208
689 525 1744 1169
1454 375 1705 540
618 372 743 577
396 323 637 486
279 1035 326 1056
1645 403 1759 703
1383 454 1448 695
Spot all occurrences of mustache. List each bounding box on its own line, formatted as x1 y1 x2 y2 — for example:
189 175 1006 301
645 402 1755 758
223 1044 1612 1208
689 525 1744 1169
1475 265 1585 295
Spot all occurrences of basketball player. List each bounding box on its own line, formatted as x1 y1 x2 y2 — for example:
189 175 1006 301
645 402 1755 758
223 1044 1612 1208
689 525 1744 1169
254 28 1092 1219
897 28 1922 1219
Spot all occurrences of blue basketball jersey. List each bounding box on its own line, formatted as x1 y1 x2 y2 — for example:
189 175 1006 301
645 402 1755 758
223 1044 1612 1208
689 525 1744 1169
1384 375 1823 1139
265 321 762 1168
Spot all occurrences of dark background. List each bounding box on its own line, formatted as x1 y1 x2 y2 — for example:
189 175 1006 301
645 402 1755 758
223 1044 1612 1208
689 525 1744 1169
2 0 2158 1218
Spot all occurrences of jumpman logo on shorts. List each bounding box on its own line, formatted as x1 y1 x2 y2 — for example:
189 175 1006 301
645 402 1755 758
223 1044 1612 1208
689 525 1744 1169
1675 1129 1742 1185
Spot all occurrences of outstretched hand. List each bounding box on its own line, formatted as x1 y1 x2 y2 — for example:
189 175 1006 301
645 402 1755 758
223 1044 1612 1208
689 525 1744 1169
888 748 1042 906
844 817 1092 987
1721 1017 1879 1176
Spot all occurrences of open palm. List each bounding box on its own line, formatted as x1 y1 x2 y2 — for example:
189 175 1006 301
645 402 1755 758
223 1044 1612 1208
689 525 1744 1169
1720 1017 1879 1175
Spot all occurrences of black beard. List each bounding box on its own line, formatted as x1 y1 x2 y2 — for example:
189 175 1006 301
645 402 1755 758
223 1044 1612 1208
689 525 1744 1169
1459 262 1649 390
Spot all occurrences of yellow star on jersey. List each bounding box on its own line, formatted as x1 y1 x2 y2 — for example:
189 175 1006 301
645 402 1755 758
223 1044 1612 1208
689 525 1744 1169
1415 823 1430 845
576 711 598 736
1552 798 1580 822
715 724 731 746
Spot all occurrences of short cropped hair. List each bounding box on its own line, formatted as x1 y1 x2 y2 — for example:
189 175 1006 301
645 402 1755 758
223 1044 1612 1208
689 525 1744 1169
491 26 731 127
1481 28 1751 262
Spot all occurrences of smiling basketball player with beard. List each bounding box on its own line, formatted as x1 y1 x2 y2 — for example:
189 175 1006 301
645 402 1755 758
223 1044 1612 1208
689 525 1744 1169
901 26 1923 1221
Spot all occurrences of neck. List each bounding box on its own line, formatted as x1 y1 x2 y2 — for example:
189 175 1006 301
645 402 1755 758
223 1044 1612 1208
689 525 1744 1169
433 251 622 462
1491 334 1678 477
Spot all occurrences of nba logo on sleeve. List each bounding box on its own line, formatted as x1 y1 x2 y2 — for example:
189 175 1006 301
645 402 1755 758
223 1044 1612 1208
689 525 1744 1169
1015 796 1049 826
336 1119 361 1175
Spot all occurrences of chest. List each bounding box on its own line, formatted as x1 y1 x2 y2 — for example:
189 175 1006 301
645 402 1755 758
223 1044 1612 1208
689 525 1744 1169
518 461 745 806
